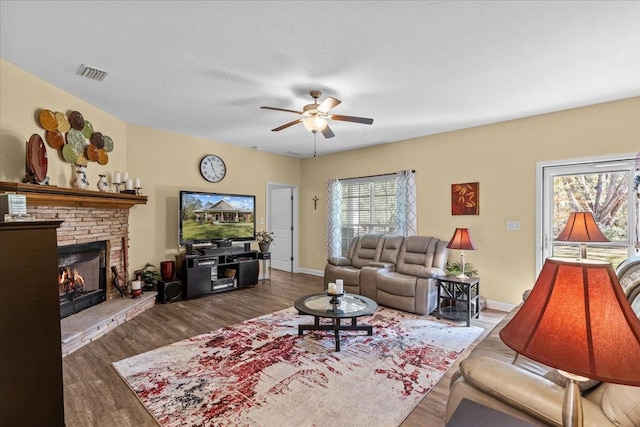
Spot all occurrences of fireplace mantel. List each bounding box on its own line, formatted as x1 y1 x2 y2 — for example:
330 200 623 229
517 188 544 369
0 181 147 209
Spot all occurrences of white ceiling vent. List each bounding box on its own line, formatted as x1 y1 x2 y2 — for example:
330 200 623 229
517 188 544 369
76 64 108 82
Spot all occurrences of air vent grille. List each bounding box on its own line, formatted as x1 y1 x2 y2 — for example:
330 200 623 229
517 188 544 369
76 64 108 82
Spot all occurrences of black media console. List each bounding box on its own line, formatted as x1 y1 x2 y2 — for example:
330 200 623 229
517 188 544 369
175 246 259 299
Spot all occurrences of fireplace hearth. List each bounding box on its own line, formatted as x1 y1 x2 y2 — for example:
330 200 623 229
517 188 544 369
58 241 108 318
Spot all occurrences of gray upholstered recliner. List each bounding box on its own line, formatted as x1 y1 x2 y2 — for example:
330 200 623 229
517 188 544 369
324 234 385 294
374 236 448 315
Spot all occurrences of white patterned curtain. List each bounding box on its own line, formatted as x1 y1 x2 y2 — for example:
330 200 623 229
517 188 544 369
396 169 417 236
326 178 342 258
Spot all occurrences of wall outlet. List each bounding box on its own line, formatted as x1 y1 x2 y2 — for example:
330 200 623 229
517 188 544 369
506 220 520 230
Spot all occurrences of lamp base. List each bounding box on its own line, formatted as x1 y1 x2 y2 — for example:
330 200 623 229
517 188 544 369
558 370 589 427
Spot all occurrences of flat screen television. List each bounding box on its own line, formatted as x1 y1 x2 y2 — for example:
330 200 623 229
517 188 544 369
179 190 256 246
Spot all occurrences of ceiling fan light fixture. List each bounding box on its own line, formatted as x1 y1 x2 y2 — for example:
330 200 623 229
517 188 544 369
303 116 328 132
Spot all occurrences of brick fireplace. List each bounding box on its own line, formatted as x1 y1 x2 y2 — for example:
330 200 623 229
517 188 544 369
0 182 147 301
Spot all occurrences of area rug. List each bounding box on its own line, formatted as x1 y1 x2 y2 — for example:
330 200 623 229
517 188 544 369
113 307 483 427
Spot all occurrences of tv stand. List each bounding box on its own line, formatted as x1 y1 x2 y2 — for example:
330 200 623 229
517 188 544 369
176 249 259 299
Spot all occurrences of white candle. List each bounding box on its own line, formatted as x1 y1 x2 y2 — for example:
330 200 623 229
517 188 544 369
113 172 121 184
328 283 336 294
336 279 343 294
131 280 142 291
126 178 134 190
123 171 129 181
134 177 141 188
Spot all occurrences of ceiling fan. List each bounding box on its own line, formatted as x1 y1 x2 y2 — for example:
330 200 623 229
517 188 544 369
261 90 373 138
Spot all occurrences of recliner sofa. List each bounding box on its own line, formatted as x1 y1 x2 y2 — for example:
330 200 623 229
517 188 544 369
324 234 448 315
445 256 640 426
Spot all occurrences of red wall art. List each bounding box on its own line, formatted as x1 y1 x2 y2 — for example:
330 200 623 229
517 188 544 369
451 182 479 215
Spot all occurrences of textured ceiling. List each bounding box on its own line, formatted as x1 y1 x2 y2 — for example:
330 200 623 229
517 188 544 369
1 1 639 158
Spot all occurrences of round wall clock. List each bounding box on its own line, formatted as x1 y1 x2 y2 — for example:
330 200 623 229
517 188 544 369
199 154 226 183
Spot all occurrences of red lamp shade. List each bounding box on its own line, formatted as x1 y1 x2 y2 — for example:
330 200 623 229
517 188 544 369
446 228 477 250
555 212 609 242
500 258 640 385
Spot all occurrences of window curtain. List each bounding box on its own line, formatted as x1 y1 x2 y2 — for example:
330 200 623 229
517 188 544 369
396 169 417 236
326 178 342 258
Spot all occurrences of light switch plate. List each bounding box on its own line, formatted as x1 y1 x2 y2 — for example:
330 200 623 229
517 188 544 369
506 220 521 230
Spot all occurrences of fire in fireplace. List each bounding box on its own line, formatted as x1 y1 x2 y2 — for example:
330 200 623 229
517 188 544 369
58 240 108 318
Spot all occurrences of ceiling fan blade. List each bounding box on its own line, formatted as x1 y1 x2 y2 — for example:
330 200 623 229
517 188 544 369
318 97 341 113
331 114 374 125
321 125 335 139
272 119 302 132
261 106 303 114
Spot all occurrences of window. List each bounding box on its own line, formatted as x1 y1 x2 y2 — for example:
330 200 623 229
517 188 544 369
341 174 397 254
537 154 639 273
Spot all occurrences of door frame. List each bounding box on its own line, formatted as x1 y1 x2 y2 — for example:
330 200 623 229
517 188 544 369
535 151 638 274
266 182 299 273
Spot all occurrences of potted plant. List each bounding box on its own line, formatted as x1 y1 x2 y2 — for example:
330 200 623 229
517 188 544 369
446 260 479 277
256 231 274 253
134 263 162 291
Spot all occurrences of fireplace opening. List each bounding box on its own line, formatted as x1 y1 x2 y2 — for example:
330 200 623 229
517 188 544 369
58 240 108 318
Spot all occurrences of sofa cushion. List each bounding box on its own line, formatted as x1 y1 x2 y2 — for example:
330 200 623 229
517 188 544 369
379 235 404 264
377 272 417 297
352 234 384 268
600 383 640 427
328 256 352 266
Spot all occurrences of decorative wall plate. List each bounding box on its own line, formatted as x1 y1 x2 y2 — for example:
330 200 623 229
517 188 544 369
27 134 48 182
39 109 58 131
68 111 85 130
97 149 108 165
55 111 71 133
45 129 65 149
103 135 114 152
86 144 99 161
90 131 105 148
82 120 94 138
62 143 79 163
66 128 86 152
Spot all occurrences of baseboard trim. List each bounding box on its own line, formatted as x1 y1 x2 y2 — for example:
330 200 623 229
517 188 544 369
485 299 516 312
299 268 323 277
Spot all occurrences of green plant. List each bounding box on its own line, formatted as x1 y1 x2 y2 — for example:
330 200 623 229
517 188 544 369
446 260 478 277
134 263 162 289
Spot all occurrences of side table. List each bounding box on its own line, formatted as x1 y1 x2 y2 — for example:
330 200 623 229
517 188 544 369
257 252 271 283
436 275 480 327
446 398 538 426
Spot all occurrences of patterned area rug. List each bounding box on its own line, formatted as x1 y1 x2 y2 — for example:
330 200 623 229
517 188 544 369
113 307 483 427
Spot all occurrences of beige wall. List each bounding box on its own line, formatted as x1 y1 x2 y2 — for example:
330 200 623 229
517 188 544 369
2 58 638 306
300 97 640 305
126 124 302 272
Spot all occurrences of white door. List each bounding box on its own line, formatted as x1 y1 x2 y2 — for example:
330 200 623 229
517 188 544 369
537 154 639 273
270 187 293 272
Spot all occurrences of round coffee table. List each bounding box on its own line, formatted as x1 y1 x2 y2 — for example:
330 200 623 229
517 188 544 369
294 293 378 351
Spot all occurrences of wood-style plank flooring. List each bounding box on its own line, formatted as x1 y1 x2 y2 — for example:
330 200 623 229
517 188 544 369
62 270 505 426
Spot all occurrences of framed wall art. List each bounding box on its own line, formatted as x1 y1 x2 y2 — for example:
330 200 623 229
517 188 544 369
451 182 479 215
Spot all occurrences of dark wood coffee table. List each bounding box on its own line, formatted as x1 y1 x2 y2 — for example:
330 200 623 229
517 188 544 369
294 293 377 351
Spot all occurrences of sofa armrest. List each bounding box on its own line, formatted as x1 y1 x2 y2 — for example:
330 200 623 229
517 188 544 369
327 257 352 266
460 356 613 426
415 267 445 278
368 261 395 269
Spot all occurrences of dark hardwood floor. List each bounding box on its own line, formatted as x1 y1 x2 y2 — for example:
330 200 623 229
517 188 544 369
62 270 505 426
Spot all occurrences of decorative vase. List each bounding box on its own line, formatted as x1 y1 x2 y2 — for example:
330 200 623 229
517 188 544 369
73 165 89 189
160 260 175 282
258 242 271 253
97 174 109 192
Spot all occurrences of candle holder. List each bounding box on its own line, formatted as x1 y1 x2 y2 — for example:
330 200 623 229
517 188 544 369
111 182 121 193
135 186 142 196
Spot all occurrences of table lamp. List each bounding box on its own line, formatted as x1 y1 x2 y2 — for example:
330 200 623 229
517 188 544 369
500 258 640 427
555 212 609 259
446 228 477 279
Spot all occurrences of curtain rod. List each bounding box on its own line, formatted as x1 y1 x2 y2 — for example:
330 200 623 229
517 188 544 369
339 169 415 181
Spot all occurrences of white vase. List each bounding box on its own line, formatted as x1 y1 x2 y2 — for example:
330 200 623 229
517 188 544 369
97 174 109 192
73 165 89 189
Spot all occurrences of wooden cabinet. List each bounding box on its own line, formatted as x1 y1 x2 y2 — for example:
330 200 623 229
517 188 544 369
0 221 65 426
177 248 259 299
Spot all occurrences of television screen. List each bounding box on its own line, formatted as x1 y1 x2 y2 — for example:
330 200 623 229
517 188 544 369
179 190 256 245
